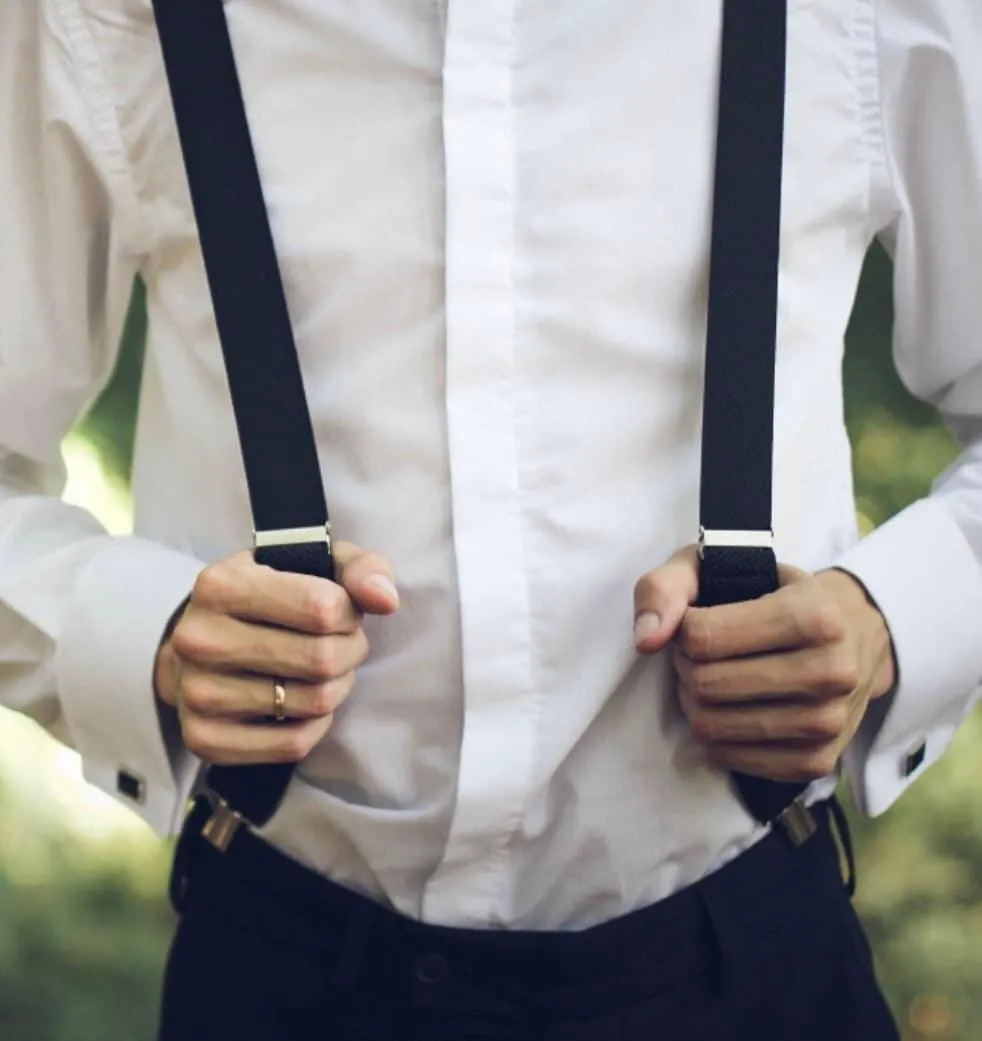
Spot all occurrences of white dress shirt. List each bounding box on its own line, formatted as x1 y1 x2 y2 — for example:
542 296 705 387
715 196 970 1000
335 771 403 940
2 0 982 930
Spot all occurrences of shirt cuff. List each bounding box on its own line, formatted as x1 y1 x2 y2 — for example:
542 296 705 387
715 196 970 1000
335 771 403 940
56 536 205 836
835 497 982 817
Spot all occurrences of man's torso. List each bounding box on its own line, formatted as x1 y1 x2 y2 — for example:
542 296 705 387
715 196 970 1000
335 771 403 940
58 0 872 927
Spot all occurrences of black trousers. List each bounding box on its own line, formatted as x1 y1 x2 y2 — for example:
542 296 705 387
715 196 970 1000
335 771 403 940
158 799 899 1041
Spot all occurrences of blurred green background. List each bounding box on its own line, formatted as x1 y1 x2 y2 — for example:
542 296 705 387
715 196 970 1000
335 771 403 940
1 244 980 1040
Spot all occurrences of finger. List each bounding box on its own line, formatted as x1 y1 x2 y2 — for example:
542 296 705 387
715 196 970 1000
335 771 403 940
180 712 335 766
154 638 181 708
679 686 852 746
672 644 860 703
172 613 370 682
335 541 400 616
193 552 361 635
677 579 846 662
703 740 841 785
634 545 700 653
179 665 356 720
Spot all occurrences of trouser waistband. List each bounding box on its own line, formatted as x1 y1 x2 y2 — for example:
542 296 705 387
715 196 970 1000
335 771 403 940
169 795 853 1010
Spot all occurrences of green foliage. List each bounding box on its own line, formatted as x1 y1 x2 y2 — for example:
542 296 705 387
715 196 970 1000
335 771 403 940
848 715 982 1039
74 279 147 485
0 781 174 1041
2 246 980 1040
844 245 959 528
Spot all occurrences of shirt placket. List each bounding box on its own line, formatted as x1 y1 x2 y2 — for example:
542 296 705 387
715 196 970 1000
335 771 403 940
421 0 535 926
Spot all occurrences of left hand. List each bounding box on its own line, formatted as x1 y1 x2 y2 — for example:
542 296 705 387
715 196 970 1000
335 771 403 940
633 547 897 783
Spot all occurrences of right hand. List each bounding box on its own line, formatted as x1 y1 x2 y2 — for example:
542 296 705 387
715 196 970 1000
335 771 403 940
154 543 399 766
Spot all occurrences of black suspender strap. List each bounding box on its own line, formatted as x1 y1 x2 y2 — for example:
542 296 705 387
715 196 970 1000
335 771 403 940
153 0 332 830
701 0 815 844
153 0 814 853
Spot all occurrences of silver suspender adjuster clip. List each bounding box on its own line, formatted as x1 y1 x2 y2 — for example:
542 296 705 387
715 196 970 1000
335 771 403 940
775 799 818 848
254 522 334 553
698 527 775 559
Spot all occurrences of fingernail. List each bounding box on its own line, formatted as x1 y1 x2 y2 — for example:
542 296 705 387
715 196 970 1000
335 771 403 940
634 612 662 645
366 575 399 605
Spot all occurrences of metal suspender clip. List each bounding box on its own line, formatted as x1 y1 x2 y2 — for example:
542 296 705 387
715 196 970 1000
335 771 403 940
201 797 247 853
698 527 775 558
167 795 247 913
254 522 334 552
775 799 818 848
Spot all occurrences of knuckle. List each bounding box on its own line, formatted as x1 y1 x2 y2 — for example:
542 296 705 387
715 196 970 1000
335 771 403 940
680 615 713 660
808 600 847 644
806 701 850 741
308 682 338 716
276 727 319 763
800 748 839 781
281 733 309 763
180 671 215 713
688 664 713 700
688 711 716 744
192 564 231 609
745 716 774 743
786 592 815 642
330 673 357 712
831 652 861 693
353 628 370 666
305 639 339 680
677 682 697 718
306 587 346 633
813 648 860 695
766 762 796 784
708 745 742 772
181 717 219 761
171 616 221 664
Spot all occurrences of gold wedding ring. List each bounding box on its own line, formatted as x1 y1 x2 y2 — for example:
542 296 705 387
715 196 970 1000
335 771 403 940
272 680 288 722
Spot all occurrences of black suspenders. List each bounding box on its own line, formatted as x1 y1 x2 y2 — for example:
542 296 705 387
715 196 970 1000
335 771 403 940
699 0 816 842
152 0 334 834
153 0 814 872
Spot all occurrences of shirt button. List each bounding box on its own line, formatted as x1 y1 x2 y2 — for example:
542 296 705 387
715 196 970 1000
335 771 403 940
414 952 449 985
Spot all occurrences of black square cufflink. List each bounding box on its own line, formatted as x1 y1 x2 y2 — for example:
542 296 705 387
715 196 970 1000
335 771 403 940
902 742 927 779
116 768 147 804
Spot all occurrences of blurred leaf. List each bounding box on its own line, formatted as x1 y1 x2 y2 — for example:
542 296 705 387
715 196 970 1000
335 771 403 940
74 279 147 485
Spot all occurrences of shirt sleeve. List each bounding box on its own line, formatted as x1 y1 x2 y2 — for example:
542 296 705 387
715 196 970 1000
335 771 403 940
0 2 203 836
837 0 982 816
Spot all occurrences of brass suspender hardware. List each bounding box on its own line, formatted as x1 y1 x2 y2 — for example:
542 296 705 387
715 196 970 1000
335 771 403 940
201 798 245 853
775 800 817 848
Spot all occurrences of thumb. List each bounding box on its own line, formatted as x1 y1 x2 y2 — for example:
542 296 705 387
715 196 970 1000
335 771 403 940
633 545 700 654
334 541 400 616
